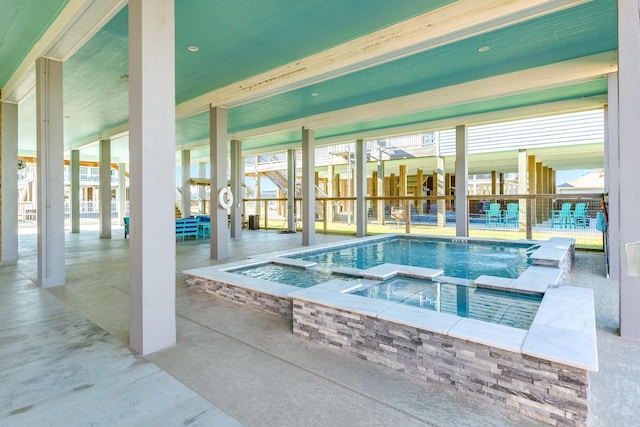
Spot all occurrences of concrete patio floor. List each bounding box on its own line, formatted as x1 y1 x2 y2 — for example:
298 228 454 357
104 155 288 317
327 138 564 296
1 227 639 426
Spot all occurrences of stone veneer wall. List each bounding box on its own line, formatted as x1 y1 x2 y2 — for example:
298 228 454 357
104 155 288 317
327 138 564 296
292 299 589 427
186 276 292 319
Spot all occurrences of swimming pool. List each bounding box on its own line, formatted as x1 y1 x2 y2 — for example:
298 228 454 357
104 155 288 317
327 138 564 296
290 236 532 279
233 263 356 287
351 276 542 329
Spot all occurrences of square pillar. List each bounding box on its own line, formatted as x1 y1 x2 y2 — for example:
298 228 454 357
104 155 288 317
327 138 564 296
209 105 229 260
36 57 65 287
128 0 176 354
436 157 445 227
230 139 243 237
287 148 296 232
1 101 18 262
355 139 366 237
454 125 468 237
181 149 191 219
618 0 640 339
198 162 207 214
71 150 80 233
301 127 315 246
606 73 619 280
118 162 127 226
99 139 112 239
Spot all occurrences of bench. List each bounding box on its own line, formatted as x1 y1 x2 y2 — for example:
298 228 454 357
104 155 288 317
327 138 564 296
176 218 199 240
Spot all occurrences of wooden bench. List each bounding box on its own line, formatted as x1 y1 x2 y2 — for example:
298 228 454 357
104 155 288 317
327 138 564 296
176 218 199 240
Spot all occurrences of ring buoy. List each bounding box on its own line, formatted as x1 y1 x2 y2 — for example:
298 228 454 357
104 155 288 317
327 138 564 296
218 187 233 210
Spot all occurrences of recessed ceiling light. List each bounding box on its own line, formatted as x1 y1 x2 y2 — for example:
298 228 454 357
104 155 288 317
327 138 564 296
187 45 199 52
478 46 490 52
311 92 319 97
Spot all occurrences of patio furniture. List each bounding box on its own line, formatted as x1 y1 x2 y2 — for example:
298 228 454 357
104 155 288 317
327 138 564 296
502 203 519 228
551 203 574 228
485 203 502 226
124 217 129 239
176 218 199 240
573 203 590 228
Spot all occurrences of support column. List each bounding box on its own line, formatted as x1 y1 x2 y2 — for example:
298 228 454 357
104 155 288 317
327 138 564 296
1 101 18 262
287 148 296 232
128 0 176 354
491 171 497 195
355 139 366 237
499 173 505 195
436 157 445 227
99 139 112 239
301 127 315 246
230 139 243 237
455 125 468 237
377 157 385 225
518 150 528 234
198 162 206 214
71 150 80 233
606 73 620 280
535 162 543 224
118 162 127 226
181 149 191 219
36 57 65 287
618 1 640 339
327 164 335 223
210 106 228 260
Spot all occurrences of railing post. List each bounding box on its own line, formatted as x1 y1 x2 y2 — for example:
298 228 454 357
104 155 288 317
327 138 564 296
323 199 328 234
404 199 411 234
526 198 533 240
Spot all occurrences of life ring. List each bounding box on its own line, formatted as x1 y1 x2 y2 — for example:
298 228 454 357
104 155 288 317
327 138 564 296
218 187 233 210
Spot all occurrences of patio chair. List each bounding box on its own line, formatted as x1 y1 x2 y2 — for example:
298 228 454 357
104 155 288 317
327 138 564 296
551 203 574 228
124 217 129 239
485 203 502 227
502 203 519 228
573 203 589 228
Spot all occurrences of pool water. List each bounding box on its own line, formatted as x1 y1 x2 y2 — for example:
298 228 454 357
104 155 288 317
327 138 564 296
294 237 531 279
352 276 542 329
232 263 356 288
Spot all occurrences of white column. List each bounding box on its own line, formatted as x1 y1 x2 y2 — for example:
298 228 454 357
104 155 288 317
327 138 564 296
287 148 296 232
355 139 367 237
128 0 176 354
436 156 446 227
99 139 111 239
454 125 468 237
181 149 191 219
230 139 243 237
198 162 206 213
118 162 127 226
209 105 229 260
1 101 19 262
36 57 65 287
71 150 80 233
618 0 640 339
518 149 528 233
301 127 315 246
605 74 620 280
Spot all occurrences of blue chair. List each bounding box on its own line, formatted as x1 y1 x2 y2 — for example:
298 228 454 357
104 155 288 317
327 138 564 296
551 203 574 228
123 217 129 238
573 203 589 228
485 203 502 226
502 203 519 228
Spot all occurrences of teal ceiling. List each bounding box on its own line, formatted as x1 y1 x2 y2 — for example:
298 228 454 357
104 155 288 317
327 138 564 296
0 0 70 87
2 0 618 160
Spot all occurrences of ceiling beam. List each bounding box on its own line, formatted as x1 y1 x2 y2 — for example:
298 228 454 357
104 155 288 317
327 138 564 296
230 51 616 142
175 0 588 119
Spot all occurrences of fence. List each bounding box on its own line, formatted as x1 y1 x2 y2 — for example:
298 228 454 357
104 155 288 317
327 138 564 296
243 193 605 250
18 201 129 227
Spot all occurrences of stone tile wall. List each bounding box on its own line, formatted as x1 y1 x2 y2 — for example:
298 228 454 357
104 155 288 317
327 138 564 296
292 299 589 426
186 276 292 319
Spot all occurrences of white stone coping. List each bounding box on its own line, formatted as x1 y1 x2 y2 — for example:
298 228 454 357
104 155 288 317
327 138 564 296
360 264 443 281
289 282 598 372
474 265 563 293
